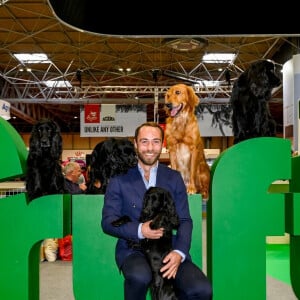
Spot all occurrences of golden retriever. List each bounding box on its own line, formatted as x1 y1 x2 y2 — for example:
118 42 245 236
164 83 210 199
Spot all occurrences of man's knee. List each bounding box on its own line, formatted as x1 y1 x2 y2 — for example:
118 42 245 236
125 270 152 286
195 283 212 299
182 282 213 300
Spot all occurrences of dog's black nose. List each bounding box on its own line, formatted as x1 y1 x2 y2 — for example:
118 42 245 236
165 103 172 109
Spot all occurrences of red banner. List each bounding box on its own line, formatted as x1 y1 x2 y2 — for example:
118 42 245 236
84 104 100 123
159 123 167 148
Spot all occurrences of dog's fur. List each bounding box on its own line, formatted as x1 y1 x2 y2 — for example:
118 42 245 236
164 83 210 199
87 138 137 194
112 186 179 300
230 59 281 144
26 118 65 201
139 187 179 300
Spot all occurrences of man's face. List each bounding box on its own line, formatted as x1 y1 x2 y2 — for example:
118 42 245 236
134 126 162 166
71 165 82 182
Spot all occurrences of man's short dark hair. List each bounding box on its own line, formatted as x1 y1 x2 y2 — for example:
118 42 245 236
134 122 164 142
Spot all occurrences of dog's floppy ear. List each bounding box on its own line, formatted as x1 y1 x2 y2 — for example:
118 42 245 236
50 120 62 160
28 125 43 157
139 192 154 222
247 60 280 98
234 72 248 94
247 65 269 97
164 190 180 228
186 85 200 107
169 213 180 228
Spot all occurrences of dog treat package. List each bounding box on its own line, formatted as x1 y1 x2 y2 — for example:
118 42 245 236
58 234 72 261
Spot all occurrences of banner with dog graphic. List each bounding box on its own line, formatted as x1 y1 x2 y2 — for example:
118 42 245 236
196 103 233 137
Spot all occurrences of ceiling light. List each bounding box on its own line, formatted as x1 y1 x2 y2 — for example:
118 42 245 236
13 53 51 64
118 67 131 73
165 38 208 51
44 80 72 88
202 53 236 63
194 81 220 88
0 0 9 6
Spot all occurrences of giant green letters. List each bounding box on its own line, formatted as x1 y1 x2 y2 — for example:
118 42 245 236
207 137 291 299
0 117 298 300
0 117 71 300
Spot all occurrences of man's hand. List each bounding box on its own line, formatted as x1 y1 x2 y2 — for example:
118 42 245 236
141 220 164 239
160 251 182 279
79 183 87 191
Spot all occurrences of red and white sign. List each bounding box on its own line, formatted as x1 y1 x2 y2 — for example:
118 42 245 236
84 104 100 123
80 104 147 137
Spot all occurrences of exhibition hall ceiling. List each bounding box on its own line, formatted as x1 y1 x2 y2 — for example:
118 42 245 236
0 0 299 133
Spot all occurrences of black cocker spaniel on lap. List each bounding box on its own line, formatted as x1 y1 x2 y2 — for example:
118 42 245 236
112 187 180 300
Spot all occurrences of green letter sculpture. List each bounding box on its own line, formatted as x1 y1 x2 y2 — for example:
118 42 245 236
0 116 298 300
0 117 71 300
207 137 291 300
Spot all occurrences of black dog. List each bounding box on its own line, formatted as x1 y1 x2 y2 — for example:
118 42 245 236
112 187 180 300
87 138 137 194
140 187 180 300
26 118 65 201
230 59 281 144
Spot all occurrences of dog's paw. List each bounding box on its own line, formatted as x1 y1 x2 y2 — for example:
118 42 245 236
201 190 209 201
111 215 132 227
186 185 197 195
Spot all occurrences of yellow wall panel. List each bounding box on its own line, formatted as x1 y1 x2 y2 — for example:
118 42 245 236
73 134 90 149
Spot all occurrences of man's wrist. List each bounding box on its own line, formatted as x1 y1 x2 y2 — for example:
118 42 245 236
174 249 185 262
138 223 145 239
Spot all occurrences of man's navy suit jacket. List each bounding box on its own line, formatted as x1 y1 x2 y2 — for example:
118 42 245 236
101 163 193 269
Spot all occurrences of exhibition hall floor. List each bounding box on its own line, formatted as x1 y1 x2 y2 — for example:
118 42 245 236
40 220 297 300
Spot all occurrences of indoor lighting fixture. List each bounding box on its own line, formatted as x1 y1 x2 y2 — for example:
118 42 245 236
118 67 131 73
0 0 9 6
43 80 72 88
194 81 220 88
202 53 236 63
165 38 208 51
13 53 51 64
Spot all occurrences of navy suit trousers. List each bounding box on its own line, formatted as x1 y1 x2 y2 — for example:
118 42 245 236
121 252 212 300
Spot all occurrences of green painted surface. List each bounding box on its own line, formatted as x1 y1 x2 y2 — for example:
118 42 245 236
1 117 300 300
72 194 202 299
0 116 28 181
189 193 203 269
0 117 71 300
0 194 71 299
286 155 300 297
207 137 291 300
266 244 290 284
289 235 300 297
